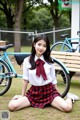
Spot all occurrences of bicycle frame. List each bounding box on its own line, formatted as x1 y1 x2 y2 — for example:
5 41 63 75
0 51 30 78
64 37 80 51
64 37 72 48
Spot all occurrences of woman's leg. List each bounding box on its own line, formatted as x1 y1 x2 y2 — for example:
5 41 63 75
50 96 72 112
8 95 30 111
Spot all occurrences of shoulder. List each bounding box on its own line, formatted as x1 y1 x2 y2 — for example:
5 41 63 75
23 56 30 64
23 56 31 68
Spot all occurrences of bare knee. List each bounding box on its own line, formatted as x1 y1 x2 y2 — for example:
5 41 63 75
8 102 17 111
63 105 72 112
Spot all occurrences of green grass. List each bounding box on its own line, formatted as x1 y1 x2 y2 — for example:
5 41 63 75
21 46 31 52
0 61 80 120
7 46 31 52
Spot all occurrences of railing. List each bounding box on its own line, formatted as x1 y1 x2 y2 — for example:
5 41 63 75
0 27 71 45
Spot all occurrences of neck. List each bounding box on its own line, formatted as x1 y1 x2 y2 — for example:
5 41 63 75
36 54 42 58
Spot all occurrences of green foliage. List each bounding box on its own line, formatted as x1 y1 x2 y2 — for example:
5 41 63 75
59 13 70 27
0 11 7 28
0 0 71 30
22 7 53 30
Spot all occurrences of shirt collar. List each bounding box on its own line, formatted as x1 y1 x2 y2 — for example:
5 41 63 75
35 55 44 61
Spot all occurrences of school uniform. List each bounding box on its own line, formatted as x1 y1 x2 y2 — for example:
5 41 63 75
23 55 60 108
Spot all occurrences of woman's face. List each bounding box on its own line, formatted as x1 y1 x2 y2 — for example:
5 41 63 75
34 39 47 57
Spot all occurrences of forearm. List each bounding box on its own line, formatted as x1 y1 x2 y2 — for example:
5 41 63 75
54 84 58 90
22 79 28 96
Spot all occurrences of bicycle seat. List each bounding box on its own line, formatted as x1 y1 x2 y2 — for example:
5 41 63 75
0 44 13 51
14 53 31 65
60 34 69 38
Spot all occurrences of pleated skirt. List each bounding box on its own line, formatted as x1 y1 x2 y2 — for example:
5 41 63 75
26 82 60 108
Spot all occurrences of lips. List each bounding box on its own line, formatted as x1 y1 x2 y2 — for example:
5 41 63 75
39 50 43 53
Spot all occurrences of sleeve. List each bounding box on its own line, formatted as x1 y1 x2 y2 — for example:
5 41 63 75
22 58 29 81
50 63 57 85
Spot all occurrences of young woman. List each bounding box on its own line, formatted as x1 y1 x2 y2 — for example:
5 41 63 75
8 34 79 112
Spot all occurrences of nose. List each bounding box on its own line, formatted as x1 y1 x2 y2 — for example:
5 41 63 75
40 46 43 49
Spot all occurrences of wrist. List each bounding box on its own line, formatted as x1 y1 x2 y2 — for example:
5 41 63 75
22 93 26 96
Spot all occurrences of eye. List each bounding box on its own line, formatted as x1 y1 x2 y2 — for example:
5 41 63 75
38 43 41 46
43 45 46 47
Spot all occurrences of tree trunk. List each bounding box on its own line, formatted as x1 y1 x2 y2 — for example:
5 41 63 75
14 0 24 52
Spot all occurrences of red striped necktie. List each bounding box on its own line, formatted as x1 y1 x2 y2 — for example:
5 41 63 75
36 59 47 80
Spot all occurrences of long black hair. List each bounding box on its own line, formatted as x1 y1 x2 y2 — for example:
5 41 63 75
29 34 53 69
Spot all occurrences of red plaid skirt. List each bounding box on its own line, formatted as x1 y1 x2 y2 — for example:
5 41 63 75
26 83 60 108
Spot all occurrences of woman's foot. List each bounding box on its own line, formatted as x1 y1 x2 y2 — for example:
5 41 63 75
66 93 80 102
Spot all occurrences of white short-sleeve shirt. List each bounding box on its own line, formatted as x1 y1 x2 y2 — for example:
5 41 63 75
22 55 57 86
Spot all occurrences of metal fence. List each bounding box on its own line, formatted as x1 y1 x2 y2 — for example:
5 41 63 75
0 27 71 46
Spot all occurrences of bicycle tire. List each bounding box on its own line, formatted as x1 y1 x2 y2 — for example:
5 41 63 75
0 60 12 95
50 42 71 52
0 63 5 82
52 57 70 98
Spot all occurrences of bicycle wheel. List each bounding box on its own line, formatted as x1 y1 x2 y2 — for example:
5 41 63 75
0 60 12 95
51 42 71 52
52 58 70 98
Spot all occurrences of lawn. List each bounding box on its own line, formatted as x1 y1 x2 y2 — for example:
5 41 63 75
0 46 80 120
7 46 31 52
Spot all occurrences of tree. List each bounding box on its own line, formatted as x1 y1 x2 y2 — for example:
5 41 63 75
0 0 71 51
24 7 53 30
0 0 14 28
0 0 25 51
0 0 42 51
14 0 41 52
14 0 25 52
38 0 71 28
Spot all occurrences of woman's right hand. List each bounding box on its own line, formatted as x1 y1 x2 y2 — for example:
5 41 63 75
12 95 23 100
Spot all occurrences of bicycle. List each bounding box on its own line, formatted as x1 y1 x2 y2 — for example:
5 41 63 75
50 31 80 52
0 44 70 97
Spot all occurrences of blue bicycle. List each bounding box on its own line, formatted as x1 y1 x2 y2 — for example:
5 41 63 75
0 44 70 97
50 31 80 52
